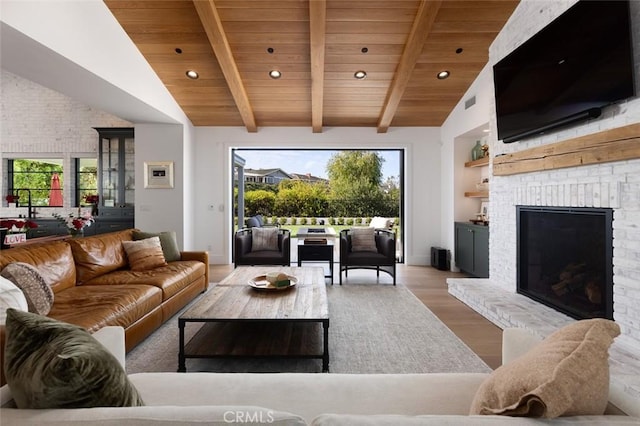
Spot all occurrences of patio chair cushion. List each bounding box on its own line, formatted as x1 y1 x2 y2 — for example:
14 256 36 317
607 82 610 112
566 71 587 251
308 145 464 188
369 216 390 229
251 227 279 251
350 227 377 252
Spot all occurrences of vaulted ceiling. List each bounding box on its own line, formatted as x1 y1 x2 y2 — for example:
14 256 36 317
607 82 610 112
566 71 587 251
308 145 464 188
105 0 518 133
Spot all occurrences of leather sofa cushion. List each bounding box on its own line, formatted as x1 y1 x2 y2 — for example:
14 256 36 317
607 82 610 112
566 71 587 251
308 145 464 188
68 229 134 284
82 261 206 301
48 284 162 333
0 241 76 293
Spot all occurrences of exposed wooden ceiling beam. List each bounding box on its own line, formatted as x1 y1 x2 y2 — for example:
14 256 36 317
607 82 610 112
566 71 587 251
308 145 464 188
376 0 442 133
309 0 327 133
193 0 257 132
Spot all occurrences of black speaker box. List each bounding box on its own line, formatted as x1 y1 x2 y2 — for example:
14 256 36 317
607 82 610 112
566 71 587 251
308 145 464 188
430 247 450 271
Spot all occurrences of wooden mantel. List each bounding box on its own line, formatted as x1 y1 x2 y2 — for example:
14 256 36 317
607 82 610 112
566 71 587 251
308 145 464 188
493 123 640 176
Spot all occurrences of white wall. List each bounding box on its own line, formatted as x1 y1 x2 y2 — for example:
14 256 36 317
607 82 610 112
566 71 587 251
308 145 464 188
0 70 132 216
0 0 185 125
193 127 441 265
135 124 187 246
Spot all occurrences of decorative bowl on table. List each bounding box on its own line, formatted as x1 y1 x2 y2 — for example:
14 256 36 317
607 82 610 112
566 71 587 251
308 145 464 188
248 273 297 291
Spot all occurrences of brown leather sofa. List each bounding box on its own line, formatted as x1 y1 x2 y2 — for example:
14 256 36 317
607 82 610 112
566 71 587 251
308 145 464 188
0 229 209 384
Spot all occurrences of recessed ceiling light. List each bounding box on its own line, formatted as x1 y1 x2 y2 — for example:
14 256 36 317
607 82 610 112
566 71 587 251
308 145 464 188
437 70 450 80
175 48 183 54
269 70 282 79
455 48 463 54
361 47 368 54
354 70 367 79
186 70 199 79
267 47 274 54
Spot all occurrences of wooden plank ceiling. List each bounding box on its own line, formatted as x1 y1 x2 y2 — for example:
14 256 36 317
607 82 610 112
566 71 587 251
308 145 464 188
105 0 519 133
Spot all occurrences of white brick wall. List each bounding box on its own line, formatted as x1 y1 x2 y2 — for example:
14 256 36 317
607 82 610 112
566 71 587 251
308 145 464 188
487 0 640 345
0 70 131 212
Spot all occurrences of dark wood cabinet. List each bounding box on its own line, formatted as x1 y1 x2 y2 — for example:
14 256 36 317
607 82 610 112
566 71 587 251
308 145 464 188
28 219 68 238
454 222 489 278
29 218 132 237
93 218 134 234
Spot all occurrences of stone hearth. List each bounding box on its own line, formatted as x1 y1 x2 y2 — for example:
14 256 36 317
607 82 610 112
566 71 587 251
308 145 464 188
448 277 640 415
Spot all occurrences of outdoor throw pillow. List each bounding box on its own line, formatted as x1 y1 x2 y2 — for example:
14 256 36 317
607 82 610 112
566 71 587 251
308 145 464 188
251 227 279 251
350 227 377 252
3 308 144 409
369 216 390 229
470 318 620 418
1 262 53 316
122 236 168 271
133 230 181 262
0 275 28 325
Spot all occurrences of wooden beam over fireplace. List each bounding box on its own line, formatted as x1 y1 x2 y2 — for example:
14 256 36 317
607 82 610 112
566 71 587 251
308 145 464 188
493 123 640 176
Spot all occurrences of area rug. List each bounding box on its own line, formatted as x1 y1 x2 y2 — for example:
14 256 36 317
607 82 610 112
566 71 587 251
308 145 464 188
126 284 491 374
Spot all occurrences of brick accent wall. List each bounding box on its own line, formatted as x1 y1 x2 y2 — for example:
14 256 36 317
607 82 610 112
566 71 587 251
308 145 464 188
487 0 640 344
0 70 131 210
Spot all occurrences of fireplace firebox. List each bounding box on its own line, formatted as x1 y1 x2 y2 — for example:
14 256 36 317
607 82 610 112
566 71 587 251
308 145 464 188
517 206 613 320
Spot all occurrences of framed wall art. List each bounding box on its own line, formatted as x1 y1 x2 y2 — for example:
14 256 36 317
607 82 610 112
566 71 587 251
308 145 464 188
144 161 174 189
480 201 489 221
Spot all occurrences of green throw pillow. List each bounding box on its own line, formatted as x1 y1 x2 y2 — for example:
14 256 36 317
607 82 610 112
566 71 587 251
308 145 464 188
3 308 144 409
133 230 181 262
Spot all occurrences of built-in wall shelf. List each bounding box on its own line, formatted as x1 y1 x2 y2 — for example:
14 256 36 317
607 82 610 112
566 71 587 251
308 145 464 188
464 157 489 168
464 191 489 198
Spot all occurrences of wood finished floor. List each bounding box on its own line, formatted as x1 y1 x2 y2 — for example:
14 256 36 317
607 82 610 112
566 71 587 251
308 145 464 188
209 264 503 370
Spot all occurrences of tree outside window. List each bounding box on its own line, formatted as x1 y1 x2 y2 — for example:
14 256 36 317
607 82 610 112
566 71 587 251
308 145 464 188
76 158 98 206
6 158 98 208
7 159 63 207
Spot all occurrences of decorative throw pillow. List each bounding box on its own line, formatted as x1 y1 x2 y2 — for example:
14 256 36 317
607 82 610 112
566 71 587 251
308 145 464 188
369 216 390 229
122 237 168 271
133 230 181 262
350 227 377 252
251 227 279 251
469 319 620 418
3 308 144 409
0 262 54 315
0 275 28 325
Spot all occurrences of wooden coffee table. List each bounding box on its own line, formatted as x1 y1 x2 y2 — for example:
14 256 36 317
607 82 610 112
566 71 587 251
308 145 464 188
178 266 330 372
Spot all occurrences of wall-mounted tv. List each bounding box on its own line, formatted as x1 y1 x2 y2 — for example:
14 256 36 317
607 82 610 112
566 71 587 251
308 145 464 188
493 0 635 144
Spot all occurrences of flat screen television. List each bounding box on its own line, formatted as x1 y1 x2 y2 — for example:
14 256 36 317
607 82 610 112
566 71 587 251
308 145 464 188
493 0 635 144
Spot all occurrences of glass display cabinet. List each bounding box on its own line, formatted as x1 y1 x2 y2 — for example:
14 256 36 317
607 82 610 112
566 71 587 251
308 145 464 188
94 128 134 225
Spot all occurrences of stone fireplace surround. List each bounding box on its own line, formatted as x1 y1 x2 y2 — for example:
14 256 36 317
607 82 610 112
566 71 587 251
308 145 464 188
448 124 640 411
446 0 640 412
448 134 640 411
447 153 640 411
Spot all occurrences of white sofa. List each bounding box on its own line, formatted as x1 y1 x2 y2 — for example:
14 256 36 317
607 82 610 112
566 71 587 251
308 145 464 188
1 327 637 425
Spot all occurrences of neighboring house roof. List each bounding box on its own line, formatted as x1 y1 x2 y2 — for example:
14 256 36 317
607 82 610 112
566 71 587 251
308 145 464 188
290 173 328 184
245 168 292 179
238 168 327 184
